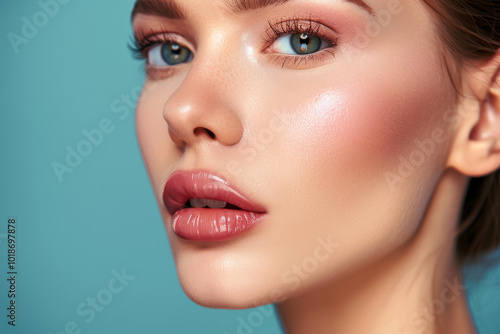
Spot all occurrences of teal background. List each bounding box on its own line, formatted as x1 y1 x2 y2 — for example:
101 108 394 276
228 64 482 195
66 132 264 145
0 1 498 333
0 1 282 333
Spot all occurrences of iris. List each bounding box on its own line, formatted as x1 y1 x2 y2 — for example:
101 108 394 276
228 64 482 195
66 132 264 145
161 42 192 65
290 33 322 55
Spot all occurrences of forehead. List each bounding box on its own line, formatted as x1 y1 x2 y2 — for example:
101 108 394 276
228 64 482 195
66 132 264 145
131 0 376 20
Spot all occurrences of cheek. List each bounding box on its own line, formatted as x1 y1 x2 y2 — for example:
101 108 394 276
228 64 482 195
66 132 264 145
284 44 452 194
282 86 446 196
135 81 181 189
256 46 454 288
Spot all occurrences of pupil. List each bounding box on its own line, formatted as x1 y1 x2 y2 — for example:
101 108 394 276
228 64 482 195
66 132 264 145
291 33 321 55
161 42 192 65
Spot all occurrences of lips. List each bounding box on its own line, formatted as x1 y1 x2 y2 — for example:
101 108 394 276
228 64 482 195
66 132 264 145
162 170 267 241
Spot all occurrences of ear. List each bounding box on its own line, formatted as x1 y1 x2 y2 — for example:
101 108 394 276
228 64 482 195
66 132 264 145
447 51 500 177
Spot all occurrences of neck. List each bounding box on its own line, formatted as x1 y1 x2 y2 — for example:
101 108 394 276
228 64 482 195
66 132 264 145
276 169 477 334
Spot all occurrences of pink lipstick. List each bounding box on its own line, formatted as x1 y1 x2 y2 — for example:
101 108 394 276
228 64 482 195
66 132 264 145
162 170 267 241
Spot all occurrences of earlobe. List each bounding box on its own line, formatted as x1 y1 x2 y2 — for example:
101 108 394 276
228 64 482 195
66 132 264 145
447 58 500 177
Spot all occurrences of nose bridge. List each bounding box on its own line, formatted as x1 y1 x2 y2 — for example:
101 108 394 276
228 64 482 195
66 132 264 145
163 34 244 148
193 29 243 98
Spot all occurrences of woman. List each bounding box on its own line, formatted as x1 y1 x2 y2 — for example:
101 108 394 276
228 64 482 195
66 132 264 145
130 0 500 332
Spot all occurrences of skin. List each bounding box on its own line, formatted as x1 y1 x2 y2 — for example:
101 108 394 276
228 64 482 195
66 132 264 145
132 0 500 333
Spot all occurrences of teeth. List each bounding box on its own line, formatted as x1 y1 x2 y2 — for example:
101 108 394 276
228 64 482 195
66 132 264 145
189 198 227 209
190 198 208 208
207 199 227 208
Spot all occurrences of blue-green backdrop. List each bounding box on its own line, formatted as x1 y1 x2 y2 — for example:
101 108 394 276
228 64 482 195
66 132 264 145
0 1 499 333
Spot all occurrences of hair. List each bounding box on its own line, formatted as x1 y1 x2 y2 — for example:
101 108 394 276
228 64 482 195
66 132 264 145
420 0 500 260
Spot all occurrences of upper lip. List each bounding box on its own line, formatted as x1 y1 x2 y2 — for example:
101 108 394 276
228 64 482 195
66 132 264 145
162 169 267 215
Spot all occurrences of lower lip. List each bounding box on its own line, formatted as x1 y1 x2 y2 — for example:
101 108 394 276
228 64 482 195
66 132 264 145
171 208 266 241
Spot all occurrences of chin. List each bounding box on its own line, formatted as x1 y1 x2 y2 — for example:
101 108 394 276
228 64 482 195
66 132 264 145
177 268 274 309
170 240 290 309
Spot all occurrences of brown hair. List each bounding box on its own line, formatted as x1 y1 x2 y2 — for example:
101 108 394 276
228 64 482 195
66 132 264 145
421 0 500 260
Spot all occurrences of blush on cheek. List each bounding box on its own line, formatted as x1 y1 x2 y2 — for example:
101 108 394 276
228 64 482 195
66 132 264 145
339 65 449 179
287 89 419 171
349 87 430 164
313 20 454 177
286 74 448 192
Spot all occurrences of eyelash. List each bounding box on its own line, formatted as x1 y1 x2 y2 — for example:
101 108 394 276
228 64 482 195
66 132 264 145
129 29 183 58
128 29 187 78
262 17 339 68
129 17 339 77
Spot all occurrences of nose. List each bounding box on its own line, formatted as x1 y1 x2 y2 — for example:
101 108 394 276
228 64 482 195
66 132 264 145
163 60 244 149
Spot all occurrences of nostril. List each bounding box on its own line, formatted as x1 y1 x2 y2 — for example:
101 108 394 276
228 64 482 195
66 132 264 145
194 127 216 139
205 129 216 139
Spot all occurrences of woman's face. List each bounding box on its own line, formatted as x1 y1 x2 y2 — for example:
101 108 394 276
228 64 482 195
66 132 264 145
133 0 457 307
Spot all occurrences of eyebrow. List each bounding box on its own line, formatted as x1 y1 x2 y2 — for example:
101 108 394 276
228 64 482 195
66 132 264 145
131 0 374 21
132 0 186 20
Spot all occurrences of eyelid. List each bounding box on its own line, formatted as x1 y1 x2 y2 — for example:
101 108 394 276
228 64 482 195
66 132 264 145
144 65 179 80
131 29 194 59
261 17 339 51
130 29 194 81
260 17 339 69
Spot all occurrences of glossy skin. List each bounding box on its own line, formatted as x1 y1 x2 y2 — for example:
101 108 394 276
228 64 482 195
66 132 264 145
132 0 500 332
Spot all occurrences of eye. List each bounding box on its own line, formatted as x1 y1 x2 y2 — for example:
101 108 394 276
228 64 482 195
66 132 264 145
272 33 330 55
147 41 193 67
